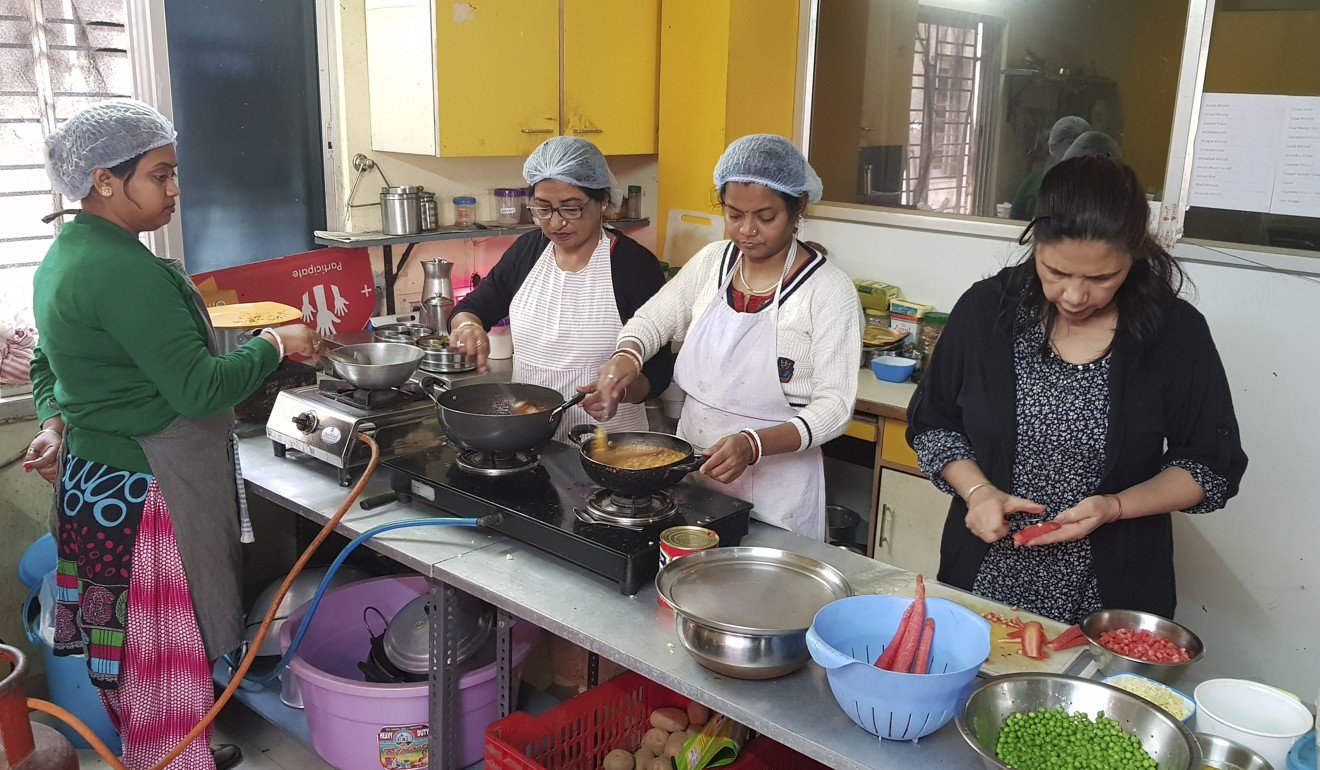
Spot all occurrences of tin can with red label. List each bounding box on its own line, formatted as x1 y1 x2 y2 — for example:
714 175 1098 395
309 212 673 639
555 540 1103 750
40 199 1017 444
658 526 719 608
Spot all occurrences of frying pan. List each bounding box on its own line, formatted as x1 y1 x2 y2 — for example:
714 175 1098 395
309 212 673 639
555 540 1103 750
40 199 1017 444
326 342 424 389
567 424 706 497
420 379 586 453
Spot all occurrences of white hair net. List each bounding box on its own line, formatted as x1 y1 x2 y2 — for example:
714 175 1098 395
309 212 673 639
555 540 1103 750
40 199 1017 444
44 99 176 201
1063 131 1122 161
714 134 822 205
523 136 622 208
1048 116 1091 159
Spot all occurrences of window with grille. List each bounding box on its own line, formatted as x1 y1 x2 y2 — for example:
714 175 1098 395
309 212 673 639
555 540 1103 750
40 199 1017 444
0 0 131 311
903 10 997 215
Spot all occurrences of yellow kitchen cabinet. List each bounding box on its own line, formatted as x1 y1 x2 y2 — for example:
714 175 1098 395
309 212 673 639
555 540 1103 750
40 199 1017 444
873 468 945 577
434 0 560 157
366 0 658 158
562 0 660 155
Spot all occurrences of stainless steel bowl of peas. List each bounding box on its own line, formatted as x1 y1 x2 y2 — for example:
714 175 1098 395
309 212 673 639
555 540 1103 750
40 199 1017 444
955 673 1204 770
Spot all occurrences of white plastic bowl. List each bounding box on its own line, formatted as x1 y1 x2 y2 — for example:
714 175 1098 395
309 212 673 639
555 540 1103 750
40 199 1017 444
1193 678 1313 770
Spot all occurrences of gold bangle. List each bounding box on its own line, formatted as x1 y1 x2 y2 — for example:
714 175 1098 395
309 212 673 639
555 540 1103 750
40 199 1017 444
453 320 483 333
964 482 993 502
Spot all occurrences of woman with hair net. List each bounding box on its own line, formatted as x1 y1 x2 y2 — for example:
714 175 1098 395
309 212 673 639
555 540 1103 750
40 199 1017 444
588 135 862 540
1010 116 1091 220
449 136 673 442
24 99 319 770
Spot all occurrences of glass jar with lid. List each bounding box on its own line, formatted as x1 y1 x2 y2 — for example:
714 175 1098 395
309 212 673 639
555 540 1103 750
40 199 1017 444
493 188 526 226
452 196 477 227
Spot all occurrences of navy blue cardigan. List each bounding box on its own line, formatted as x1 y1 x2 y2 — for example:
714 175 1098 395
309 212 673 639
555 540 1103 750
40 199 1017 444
907 268 1247 617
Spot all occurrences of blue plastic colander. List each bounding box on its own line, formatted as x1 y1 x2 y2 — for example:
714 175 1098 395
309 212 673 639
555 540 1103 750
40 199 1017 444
806 594 990 741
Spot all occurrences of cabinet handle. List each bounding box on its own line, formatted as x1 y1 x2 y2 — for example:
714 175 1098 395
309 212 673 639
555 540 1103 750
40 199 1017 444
573 128 603 134
520 128 553 134
878 504 890 548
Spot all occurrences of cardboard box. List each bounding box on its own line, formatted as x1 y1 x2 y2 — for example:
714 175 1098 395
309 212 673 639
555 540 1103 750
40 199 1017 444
854 279 901 311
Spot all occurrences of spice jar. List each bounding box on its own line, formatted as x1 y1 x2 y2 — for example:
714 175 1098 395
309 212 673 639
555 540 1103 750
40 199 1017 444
915 311 948 381
418 192 439 231
493 188 526 226
452 196 476 227
625 185 643 220
863 308 890 328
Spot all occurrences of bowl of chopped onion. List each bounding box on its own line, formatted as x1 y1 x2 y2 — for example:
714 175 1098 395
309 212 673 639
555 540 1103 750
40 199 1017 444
1102 673 1195 724
1080 609 1204 684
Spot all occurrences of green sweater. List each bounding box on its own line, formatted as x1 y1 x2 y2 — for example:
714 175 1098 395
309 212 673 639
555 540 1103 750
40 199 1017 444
30 213 279 474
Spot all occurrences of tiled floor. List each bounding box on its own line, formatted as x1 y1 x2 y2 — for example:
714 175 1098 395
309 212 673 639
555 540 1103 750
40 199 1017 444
35 699 333 770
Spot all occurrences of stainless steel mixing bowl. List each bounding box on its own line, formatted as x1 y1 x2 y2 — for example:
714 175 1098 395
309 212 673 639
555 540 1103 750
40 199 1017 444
955 673 1203 770
1080 608 1205 683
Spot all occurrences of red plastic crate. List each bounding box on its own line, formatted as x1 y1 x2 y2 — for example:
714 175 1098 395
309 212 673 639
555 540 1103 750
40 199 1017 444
485 671 829 769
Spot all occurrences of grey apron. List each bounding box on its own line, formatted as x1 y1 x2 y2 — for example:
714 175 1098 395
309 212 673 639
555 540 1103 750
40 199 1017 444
48 257 255 660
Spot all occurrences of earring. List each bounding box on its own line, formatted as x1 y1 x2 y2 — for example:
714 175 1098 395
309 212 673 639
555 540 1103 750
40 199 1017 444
100 187 112 197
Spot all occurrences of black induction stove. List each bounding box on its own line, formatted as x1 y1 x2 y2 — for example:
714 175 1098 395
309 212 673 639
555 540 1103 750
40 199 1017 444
383 441 753 594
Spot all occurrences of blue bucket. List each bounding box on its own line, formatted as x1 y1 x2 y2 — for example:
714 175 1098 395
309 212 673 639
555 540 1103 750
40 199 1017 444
806 595 990 741
24 573 122 753
18 533 56 592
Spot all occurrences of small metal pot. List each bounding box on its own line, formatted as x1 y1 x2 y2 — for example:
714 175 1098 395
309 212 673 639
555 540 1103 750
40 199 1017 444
373 322 434 343
567 425 705 497
380 186 422 236
421 380 585 453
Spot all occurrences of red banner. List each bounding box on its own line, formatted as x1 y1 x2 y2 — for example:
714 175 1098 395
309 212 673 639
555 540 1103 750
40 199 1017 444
192 248 375 336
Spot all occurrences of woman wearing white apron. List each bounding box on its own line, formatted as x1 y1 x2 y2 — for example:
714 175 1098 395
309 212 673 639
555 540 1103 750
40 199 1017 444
449 137 673 441
588 135 863 539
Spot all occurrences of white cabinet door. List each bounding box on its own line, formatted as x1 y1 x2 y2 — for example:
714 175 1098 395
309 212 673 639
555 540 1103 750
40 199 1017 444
874 468 947 577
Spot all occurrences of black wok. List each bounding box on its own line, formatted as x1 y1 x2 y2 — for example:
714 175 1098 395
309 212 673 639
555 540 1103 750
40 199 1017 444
567 424 706 497
421 379 585 453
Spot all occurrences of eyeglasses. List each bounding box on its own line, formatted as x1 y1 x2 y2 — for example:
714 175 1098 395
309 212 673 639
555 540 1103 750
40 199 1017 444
527 203 590 221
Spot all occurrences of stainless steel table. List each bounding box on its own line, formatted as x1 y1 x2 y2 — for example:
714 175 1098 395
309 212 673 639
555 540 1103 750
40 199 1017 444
239 435 1016 769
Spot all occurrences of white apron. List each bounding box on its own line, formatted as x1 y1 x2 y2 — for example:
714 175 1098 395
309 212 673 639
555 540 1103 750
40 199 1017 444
673 242 826 539
510 231 649 442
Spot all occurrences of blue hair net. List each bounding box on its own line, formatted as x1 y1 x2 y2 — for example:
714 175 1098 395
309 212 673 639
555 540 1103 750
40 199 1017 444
44 99 177 201
1063 131 1122 161
714 134 822 205
1048 116 1091 159
523 136 621 207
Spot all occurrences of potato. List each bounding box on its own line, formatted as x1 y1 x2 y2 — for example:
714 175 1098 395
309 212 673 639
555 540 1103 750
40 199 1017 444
632 747 656 769
603 748 634 770
686 702 710 726
641 727 669 754
663 731 687 758
649 707 689 732
685 728 700 741
645 758 672 770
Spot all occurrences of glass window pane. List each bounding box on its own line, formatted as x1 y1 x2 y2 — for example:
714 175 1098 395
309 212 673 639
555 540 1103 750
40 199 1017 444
48 47 130 93
1182 3 1320 254
810 0 1189 219
0 121 47 162
0 193 60 241
0 47 39 92
0 167 51 194
41 0 125 25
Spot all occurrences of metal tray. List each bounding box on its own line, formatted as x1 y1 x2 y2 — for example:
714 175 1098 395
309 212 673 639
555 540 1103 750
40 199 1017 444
656 546 853 635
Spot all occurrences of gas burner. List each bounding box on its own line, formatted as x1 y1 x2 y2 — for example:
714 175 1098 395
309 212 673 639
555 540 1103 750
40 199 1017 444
318 379 425 411
580 489 679 527
454 449 540 476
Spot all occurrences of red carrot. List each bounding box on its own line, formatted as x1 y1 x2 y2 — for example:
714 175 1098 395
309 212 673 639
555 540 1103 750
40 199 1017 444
893 576 927 672
1013 521 1062 546
874 601 914 668
1046 624 1085 651
1020 621 1049 660
912 618 936 674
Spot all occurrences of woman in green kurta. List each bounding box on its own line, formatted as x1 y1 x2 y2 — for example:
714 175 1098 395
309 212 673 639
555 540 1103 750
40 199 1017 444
23 100 318 770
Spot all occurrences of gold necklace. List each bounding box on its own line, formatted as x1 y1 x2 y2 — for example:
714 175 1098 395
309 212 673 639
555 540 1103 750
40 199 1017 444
738 251 795 295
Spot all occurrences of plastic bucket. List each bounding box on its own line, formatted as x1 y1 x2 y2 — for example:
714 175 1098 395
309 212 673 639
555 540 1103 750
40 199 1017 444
1194 678 1314 770
806 595 990 741
18 533 56 592
282 574 539 769
23 573 122 753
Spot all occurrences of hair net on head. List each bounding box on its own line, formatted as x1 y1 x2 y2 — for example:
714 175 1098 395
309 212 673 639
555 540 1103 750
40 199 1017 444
1063 131 1122 161
44 99 176 201
523 136 621 207
1048 116 1091 159
714 134 823 205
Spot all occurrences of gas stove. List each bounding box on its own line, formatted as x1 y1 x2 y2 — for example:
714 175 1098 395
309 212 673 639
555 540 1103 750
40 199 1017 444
384 441 753 594
266 379 440 485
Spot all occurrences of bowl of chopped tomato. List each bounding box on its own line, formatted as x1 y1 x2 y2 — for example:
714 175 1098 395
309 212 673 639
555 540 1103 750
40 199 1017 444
1080 609 1204 683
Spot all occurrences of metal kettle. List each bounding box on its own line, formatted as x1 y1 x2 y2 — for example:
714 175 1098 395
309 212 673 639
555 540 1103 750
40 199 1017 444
420 258 455 334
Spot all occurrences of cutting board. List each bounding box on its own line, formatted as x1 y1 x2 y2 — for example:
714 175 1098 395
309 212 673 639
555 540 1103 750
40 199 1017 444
662 209 724 267
878 576 1090 677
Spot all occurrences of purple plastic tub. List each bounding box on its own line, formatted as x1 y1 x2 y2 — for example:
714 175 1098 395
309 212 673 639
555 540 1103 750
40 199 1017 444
281 574 539 769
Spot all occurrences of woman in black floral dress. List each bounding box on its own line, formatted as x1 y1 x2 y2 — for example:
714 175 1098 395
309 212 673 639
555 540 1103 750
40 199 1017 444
908 157 1247 623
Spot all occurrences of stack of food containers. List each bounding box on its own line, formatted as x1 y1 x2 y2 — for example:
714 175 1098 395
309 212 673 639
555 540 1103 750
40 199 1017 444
889 298 934 347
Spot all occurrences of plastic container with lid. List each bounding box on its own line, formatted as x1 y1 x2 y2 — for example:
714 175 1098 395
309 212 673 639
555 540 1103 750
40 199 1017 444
919 311 949 368
625 184 643 219
494 188 526 225
453 196 477 227
863 308 890 328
